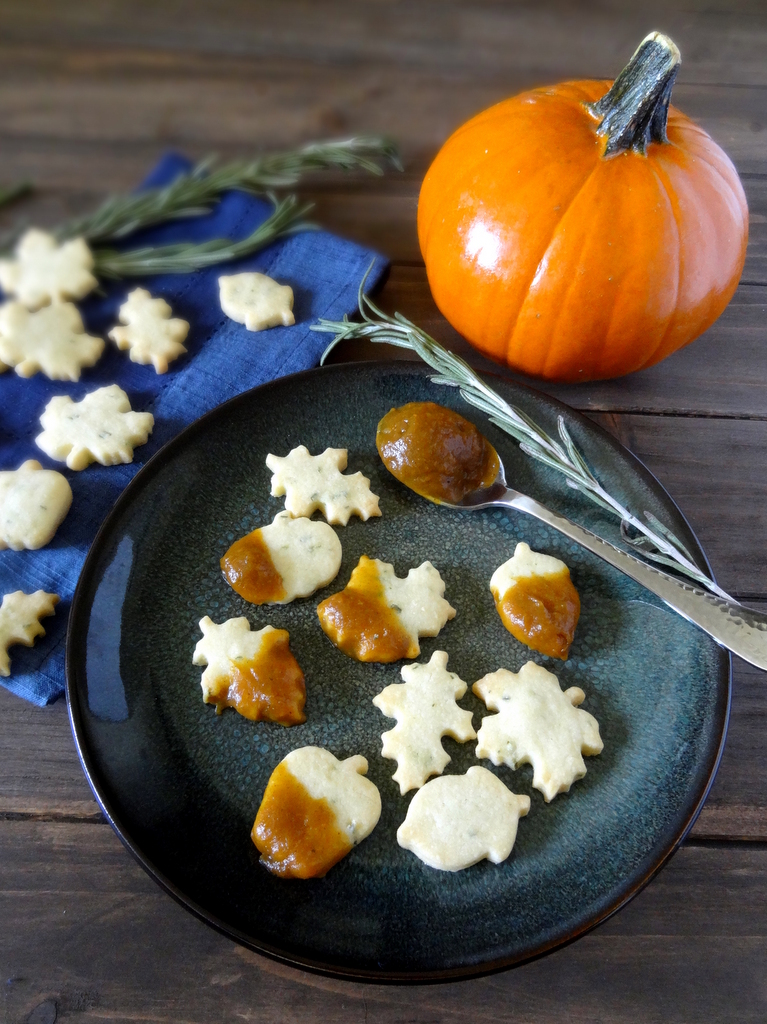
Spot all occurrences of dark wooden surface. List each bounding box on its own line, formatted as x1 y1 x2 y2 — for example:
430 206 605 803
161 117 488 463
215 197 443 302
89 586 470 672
1 3 766 1021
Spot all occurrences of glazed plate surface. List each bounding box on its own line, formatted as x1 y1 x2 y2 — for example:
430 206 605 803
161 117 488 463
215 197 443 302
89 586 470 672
67 362 730 981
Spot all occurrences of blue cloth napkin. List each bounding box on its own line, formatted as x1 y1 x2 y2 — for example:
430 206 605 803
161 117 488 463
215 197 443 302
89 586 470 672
0 153 387 705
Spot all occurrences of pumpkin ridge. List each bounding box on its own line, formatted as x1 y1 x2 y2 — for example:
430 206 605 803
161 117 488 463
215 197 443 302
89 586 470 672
505 162 599 372
636 163 682 372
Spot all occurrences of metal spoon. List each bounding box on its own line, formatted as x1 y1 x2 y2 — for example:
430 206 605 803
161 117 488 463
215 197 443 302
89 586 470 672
436 455 767 672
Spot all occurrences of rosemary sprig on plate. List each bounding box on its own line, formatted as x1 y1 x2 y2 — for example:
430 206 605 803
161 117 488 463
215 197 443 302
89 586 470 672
314 271 731 601
94 194 314 279
58 136 400 245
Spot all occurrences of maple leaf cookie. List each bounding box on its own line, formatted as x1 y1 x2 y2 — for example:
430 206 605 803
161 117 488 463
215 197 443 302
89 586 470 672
266 445 381 525
35 384 154 471
490 542 580 660
372 650 476 794
252 747 382 878
0 460 72 550
0 590 59 676
108 288 190 374
193 616 306 724
397 766 531 871
0 228 97 309
317 555 456 662
0 302 104 381
473 661 603 802
219 272 295 331
221 511 342 605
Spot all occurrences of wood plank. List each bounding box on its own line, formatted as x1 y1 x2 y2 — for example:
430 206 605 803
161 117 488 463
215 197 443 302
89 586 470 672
2 821 766 1022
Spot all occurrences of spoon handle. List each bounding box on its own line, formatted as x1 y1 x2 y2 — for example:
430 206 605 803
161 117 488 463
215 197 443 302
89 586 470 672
506 492 767 670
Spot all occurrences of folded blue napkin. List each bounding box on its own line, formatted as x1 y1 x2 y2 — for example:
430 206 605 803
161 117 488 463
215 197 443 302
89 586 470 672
0 153 387 705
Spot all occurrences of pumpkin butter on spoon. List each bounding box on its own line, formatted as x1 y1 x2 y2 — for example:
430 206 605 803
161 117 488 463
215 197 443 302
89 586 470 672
375 401 580 659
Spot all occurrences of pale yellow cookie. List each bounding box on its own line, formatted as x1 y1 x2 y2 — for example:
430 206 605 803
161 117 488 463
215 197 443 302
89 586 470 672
0 228 97 309
219 272 294 331
473 661 603 802
396 766 531 871
372 650 476 794
0 590 59 676
109 287 190 374
35 384 154 471
0 302 104 381
221 511 342 605
266 445 380 525
0 460 72 550
252 746 381 878
317 556 456 662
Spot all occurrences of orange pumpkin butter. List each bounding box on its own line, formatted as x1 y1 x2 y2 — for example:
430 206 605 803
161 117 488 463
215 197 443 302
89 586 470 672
417 33 748 382
208 628 306 725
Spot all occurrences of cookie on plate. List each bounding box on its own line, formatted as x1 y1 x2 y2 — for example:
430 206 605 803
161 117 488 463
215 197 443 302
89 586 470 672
317 555 455 662
397 766 530 871
473 660 603 802
266 445 380 526
0 460 72 550
372 650 476 793
252 746 381 878
221 511 342 605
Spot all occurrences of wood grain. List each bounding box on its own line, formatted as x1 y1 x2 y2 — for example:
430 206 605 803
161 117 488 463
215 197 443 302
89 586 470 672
2 820 766 1022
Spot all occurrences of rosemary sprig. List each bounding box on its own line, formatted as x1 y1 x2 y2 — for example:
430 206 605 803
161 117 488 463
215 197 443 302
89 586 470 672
57 136 400 245
0 181 32 210
94 194 314 279
313 270 732 601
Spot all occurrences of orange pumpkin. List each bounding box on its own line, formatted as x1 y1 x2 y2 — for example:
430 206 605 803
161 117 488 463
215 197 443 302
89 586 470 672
417 33 748 382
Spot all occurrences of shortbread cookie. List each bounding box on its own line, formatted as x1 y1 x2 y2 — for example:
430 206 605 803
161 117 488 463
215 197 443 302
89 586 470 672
397 766 531 871
372 650 476 794
317 555 456 662
221 511 342 605
474 661 603 802
252 746 381 878
266 445 380 525
35 384 154 471
108 287 190 374
0 228 97 309
193 616 305 724
0 302 104 381
490 542 580 660
0 460 72 550
219 272 295 332
0 590 59 676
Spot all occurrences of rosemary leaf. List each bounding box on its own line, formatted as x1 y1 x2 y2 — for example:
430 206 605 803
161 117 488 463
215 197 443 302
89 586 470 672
312 266 731 601
0 181 32 210
58 136 400 245
94 195 314 279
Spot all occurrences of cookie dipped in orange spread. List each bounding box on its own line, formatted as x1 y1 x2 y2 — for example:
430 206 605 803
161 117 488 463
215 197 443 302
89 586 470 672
193 617 306 724
376 401 499 504
252 747 382 878
490 543 580 660
317 555 455 663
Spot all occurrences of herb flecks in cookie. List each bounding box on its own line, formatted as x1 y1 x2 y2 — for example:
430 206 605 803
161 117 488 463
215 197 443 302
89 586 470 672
219 272 295 332
0 590 59 677
373 650 476 794
397 766 530 871
0 229 97 308
266 445 380 525
0 302 104 381
0 460 72 550
109 287 189 374
193 616 306 725
474 661 603 802
35 384 154 471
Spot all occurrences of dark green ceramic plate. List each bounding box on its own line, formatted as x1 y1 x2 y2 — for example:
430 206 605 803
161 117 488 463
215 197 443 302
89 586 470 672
67 362 730 982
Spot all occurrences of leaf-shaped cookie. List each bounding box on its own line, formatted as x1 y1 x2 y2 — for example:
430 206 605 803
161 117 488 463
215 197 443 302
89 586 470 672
0 302 104 381
109 287 189 374
0 228 97 308
266 445 380 525
0 590 59 676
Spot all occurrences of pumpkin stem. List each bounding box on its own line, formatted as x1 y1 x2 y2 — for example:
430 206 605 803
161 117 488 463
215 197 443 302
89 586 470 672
588 32 681 156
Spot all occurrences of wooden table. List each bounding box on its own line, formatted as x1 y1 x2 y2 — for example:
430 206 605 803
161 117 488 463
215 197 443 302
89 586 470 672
1 3 765 1021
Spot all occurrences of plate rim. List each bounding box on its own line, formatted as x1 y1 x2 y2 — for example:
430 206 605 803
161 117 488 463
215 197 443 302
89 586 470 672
65 359 732 984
